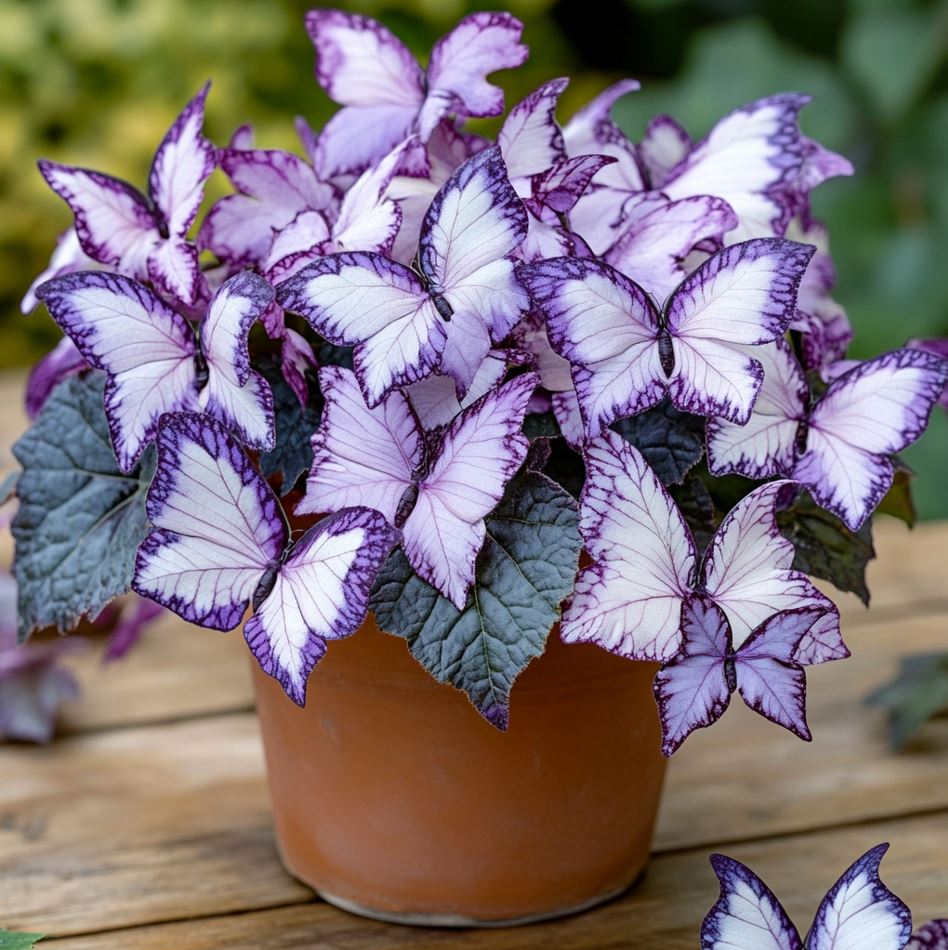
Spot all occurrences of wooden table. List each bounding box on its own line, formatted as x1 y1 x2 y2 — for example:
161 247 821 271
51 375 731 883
2 372 947 947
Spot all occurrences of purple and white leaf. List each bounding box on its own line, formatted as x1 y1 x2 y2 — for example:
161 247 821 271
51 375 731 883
909 921 948 949
639 114 692 188
702 853 803 950
806 844 912 950
523 154 616 223
733 608 819 741
38 160 161 280
794 349 948 530
524 238 809 432
200 147 336 266
400 373 534 607
664 238 814 423
276 251 444 406
198 271 276 451
417 12 528 138
21 228 99 314
277 147 527 404
302 365 421 522
561 432 695 661
497 78 568 186
244 506 395 704
603 193 738 302
306 10 525 177
521 257 666 437
706 340 807 480
562 78 643 193
653 597 732 756
36 271 199 472
133 413 286 629
24 337 87 420
700 480 842 657
405 351 508 430
305 9 422 177
662 94 815 242
788 219 852 371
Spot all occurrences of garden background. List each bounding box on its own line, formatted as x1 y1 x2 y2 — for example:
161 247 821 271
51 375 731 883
2 0 946 515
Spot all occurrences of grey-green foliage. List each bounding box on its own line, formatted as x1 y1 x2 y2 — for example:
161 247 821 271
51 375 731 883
12 373 153 640
611 400 705 486
370 472 581 729
867 652 948 748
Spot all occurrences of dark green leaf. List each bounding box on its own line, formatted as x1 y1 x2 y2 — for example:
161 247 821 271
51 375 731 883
523 410 560 439
369 473 581 729
258 360 321 495
312 339 353 369
0 930 46 949
876 462 917 527
611 400 705 486
669 473 718 554
777 492 875 605
542 441 585 498
867 652 948 748
11 373 153 641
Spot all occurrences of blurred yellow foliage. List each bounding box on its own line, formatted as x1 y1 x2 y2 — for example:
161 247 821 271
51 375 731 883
1 0 558 366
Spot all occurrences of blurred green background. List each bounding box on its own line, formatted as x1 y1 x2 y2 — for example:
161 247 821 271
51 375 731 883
2 0 946 515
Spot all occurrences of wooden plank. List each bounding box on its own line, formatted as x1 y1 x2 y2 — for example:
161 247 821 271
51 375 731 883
830 517 948 619
656 610 948 850
56 617 253 734
2 611 948 937
0 714 310 936
41 810 948 949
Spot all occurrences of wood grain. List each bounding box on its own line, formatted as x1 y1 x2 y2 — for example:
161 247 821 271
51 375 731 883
3 611 948 937
3 367 948 946
56 617 253 734
41 811 948 950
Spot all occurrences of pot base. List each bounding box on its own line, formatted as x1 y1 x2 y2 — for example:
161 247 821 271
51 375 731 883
315 880 635 929
253 619 667 926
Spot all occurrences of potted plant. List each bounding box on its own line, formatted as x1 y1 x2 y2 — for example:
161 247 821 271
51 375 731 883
11 6 948 928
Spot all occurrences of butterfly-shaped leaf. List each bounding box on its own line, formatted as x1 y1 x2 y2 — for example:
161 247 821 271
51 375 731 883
306 9 527 177
38 85 215 305
661 94 852 243
22 228 98 314
133 413 396 704
263 137 411 283
301 367 536 609
404 351 508 431
277 146 529 405
199 144 337 268
707 346 948 530
37 270 276 472
521 238 814 437
562 431 843 664
654 598 820 753
702 844 911 950
602 193 737 301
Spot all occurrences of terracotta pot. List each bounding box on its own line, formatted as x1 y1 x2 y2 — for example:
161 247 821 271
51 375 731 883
251 612 667 927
